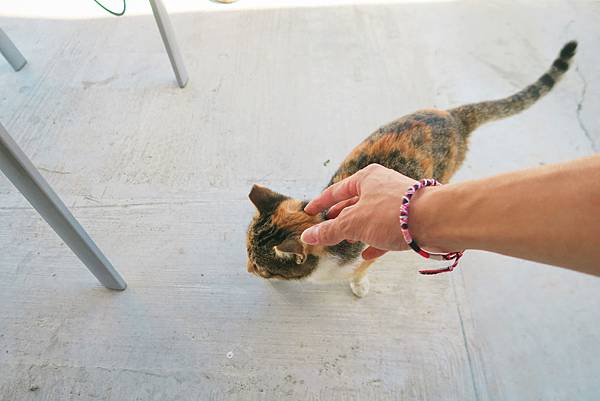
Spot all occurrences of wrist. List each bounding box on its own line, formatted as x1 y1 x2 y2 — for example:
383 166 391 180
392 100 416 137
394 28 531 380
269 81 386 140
408 185 455 253
398 179 465 274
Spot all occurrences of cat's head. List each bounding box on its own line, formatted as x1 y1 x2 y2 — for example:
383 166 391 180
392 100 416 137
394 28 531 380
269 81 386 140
246 184 324 280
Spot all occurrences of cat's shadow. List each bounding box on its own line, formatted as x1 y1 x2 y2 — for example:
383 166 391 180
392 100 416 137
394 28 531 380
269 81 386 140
265 279 353 306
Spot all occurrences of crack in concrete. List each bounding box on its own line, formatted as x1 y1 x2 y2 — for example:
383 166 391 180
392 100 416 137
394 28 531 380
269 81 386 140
575 66 597 151
0 199 241 211
23 362 187 385
451 274 482 401
37 166 71 175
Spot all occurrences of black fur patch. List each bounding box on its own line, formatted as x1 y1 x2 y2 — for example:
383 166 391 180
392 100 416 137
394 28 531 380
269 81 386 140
553 59 569 72
254 216 292 247
540 73 555 88
528 84 540 99
387 150 425 178
327 240 364 263
410 131 425 147
560 41 577 59
392 120 417 135
414 113 446 127
433 160 448 180
335 152 372 180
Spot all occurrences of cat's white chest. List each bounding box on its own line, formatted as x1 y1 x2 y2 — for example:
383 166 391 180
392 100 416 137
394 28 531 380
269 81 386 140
306 254 361 283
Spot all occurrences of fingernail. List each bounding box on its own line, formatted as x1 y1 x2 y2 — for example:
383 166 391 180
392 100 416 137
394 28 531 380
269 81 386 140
301 226 319 245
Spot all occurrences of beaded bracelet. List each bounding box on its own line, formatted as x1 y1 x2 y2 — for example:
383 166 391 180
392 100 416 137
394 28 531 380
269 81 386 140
399 178 464 275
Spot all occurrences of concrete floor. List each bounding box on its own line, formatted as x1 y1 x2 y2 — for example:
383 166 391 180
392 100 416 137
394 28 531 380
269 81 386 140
1 1 599 400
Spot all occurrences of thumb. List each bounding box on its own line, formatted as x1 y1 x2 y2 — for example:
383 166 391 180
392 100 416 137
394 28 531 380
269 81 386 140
361 246 388 260
301 219 348 246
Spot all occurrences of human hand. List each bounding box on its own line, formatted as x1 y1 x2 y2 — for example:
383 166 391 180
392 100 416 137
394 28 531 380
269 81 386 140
301 164 421 260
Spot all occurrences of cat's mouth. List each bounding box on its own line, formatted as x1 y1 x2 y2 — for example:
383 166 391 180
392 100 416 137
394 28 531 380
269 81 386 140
247 259 313 281
247 260 274 278
255 268 274 279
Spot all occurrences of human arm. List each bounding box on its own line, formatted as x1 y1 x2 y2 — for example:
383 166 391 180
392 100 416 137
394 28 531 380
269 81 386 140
301 155 600 276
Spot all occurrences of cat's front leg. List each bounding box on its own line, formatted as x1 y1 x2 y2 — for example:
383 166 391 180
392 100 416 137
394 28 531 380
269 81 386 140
350 276 370 298
350 259 375 298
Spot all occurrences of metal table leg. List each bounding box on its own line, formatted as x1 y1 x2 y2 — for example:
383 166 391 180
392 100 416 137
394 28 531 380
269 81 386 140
0 28 27 72
148 0 189 88
0 122 127 290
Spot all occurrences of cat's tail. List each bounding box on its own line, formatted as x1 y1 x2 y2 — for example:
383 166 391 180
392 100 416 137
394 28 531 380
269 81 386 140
449 41 577 134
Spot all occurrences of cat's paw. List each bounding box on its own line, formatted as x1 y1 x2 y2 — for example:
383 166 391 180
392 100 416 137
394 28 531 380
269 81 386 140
350 277 369 298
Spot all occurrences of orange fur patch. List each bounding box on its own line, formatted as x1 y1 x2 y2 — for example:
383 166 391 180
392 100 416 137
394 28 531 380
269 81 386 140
271 199 321 231
270 199 327 257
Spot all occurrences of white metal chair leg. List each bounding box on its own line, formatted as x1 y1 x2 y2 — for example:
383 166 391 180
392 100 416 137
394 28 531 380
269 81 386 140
148 0 189 88
0 28 27 72
0 122 127 290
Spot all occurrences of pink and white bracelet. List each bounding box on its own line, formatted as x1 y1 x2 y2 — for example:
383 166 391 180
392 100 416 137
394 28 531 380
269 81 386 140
399 178 464 275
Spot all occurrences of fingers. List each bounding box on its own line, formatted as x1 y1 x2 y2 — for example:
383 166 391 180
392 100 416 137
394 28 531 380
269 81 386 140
361 246 388 260
326 196 359 219
301 218 351 246
304 173 362 215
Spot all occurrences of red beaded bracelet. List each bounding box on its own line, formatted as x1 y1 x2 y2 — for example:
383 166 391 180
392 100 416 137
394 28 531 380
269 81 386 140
399 179 464 275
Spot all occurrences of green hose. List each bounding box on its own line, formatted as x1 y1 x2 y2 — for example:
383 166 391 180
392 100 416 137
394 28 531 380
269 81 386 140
93 0 126 16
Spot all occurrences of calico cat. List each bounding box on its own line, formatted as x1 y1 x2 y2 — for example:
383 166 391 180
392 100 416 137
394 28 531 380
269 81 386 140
246 41 577 297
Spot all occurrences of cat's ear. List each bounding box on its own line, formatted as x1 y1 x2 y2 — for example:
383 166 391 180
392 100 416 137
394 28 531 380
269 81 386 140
275 238 308 264
249 184 285 213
